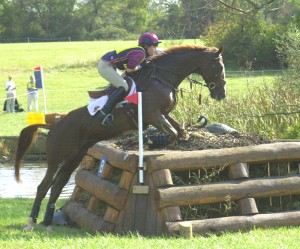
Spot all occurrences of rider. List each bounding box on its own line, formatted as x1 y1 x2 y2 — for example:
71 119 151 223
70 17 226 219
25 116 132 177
95 32 161 126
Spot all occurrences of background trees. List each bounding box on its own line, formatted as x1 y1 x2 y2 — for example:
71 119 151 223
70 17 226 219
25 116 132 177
0 0 299 69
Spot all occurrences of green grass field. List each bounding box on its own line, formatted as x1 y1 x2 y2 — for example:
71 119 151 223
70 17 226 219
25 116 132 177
1 41 299 248
1 198 300 249
0 40 278 136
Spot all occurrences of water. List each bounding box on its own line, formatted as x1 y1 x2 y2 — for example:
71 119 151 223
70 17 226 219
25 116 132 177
0 162 76 198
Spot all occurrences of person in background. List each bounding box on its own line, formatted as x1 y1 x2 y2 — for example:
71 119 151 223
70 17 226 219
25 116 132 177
27 75 38 111
5 74 16 113
95 32 161 126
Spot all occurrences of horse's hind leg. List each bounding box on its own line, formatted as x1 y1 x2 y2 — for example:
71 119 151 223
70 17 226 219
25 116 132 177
25 166 57 231
42 155 83 228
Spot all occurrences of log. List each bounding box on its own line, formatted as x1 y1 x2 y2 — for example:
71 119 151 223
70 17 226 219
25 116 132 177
62 200 114 233
70 186 82 200
158 175 300 208
80 155 96 170
87 142 138 173
87 196 98 212
152 169 174 187
100 162 115 180
229 163 249 179
238 198 258 215
119 171 135 190
161 206 182 222
146 142 300 172
179 222 193 238
229 163 258 215
166 210 300 236
103 207 120 224
75 169 128 210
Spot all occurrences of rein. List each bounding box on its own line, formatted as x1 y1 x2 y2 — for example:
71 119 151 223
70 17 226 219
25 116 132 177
139 63 178 92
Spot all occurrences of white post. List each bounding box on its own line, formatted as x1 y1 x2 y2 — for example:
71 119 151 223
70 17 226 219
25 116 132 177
138 92 144 184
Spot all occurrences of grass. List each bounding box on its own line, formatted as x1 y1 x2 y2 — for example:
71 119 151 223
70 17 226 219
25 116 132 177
0 40 278 136
1 198 300 249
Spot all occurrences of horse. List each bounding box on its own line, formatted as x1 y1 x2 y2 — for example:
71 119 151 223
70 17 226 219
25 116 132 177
14 44 226 231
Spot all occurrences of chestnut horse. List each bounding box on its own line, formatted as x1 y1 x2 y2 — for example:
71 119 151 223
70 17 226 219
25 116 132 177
15 44 226 231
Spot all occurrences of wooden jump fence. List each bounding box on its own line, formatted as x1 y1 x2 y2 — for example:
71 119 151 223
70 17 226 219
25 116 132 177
62 141 300 236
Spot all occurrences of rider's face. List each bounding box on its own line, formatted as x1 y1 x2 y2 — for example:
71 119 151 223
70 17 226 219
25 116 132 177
147 44 157 56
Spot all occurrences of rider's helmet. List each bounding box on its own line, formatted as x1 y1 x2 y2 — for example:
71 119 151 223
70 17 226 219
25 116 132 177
138 32 161 46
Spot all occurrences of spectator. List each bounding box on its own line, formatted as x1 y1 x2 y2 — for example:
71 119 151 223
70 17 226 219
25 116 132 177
5 74 16 113
27 75 38 111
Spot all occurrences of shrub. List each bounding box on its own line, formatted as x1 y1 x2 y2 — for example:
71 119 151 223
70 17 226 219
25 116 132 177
203 18 282 69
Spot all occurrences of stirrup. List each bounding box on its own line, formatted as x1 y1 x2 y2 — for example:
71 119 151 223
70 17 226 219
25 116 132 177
102 114 113 127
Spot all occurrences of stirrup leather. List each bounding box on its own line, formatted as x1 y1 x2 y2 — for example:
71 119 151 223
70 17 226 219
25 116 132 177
102 113 113 126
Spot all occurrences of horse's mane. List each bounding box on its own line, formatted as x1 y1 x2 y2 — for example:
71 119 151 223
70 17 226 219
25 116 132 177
152 44 218 61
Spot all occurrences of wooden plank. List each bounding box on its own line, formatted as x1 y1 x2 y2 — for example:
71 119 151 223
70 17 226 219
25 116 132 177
62 200 113 233
87 142 138 173
166 210 300 236
80 155 96 170
144 171 163 235
103 206 120 224
114 174 137 233
87 196 98 212
146 142 300 172
119 171 135 190
75 169 128 210
159 175 300 208
133 171 149 234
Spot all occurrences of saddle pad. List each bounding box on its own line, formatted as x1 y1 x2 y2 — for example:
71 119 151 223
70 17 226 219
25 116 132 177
87 81 137 116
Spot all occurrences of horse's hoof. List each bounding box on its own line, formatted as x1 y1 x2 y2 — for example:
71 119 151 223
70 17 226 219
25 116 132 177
24 217 35 231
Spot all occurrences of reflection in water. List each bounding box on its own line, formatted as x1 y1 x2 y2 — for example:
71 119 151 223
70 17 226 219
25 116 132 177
0 163 75 198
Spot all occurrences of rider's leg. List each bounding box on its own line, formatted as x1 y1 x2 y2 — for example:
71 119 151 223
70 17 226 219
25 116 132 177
95 87 127 126
96 60 129 126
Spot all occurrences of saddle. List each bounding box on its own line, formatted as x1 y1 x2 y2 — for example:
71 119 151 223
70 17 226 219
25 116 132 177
88 76 134 99
87 76 138 127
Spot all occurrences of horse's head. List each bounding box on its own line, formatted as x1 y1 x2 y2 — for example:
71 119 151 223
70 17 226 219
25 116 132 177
197 47 226 101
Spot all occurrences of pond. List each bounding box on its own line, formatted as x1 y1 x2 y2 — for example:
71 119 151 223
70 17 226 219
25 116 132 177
0 162 76 198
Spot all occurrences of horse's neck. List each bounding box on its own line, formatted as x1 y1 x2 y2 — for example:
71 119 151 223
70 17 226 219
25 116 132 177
155 53 201 86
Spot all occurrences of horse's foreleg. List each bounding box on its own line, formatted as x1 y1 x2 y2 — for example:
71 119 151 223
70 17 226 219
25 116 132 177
165 114 188 140
147 112 178 142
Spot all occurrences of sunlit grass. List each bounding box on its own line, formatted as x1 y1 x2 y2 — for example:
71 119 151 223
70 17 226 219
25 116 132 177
1 198 300 249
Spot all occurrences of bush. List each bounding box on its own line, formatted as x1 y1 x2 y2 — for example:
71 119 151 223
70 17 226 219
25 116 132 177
283 122 300 139
203 18 282 69
88 26 136 40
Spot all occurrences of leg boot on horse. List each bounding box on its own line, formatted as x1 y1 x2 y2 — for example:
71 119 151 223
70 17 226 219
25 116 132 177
95 87 126 127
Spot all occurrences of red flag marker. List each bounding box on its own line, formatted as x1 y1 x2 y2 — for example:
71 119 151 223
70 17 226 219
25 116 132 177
125 92 138 105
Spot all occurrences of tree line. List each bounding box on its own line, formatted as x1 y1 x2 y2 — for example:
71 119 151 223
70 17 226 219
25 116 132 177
1 0 300 69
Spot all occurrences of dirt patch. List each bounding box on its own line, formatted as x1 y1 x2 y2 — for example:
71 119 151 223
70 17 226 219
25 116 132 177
115 126 271 151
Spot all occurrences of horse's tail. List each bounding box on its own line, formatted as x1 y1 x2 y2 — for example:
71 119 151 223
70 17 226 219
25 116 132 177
15 124 51 183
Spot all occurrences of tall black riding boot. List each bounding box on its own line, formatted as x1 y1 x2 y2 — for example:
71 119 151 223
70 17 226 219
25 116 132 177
95 87 126 126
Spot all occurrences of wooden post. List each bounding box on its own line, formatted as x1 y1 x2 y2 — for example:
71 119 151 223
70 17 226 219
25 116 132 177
179 222 193 238
228 163 258 215
152 168 182 222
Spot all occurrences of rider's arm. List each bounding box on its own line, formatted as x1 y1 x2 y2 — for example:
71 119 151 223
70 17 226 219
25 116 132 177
126 50 146 73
